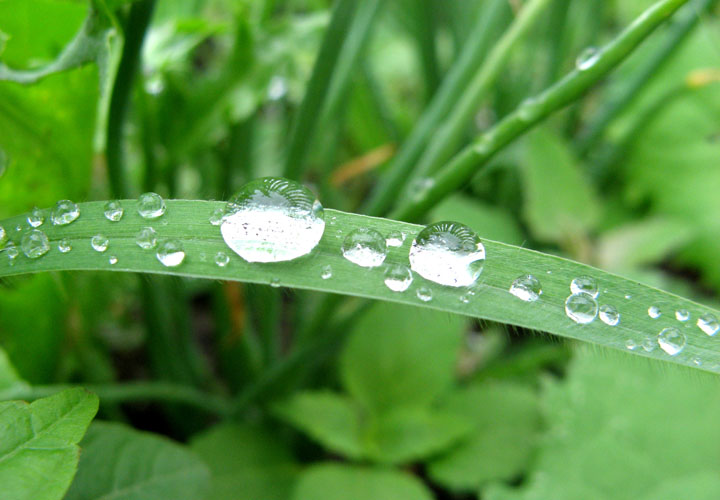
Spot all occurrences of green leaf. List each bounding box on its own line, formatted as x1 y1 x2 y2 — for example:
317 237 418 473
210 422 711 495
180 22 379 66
484 348 720 500
272 391 364 460
191 422 299 500
341 302 464 413
0 344 28 393
520 127 601 243
428 381 541 492
292 463 433 500
66 421 210 500
0 388 98 500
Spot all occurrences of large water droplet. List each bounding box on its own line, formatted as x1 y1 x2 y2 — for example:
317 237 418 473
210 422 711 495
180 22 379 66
570 276 598 298
156 240 185 267
28 207 44 227
648 305 661 319
576 46 600 71
384 264 413 292
409 221 485 287
136 227 158 249
138 192 166 219
657 327 686 356
599 304 620 326
509 274 542 302
697 313 720 336
51 199 80 225
321 265 332 280
209 207 224 226
675 309 690 322
386 231 405 247
104 200 124 222
58 238 72 253
565 292 598 324
342 228 387 268
220 177 325 263
91 234 109 252
417 287 433 302
21 229 50 258
215 251 230 267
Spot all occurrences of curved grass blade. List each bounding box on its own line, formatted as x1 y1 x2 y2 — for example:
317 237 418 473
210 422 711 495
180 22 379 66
1 200 719 374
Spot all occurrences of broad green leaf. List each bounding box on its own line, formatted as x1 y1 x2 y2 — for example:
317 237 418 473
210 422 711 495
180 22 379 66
431 195 523 245
521 127 601 243
341 302 464 413
485 348 720 500
272 391 364 460
292 463 433 500
428 381 541 492
0 388 98 500
66 421 210 500
190 422 299 500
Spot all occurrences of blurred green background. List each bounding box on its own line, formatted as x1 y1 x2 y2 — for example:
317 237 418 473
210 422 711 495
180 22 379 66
1 0 720 498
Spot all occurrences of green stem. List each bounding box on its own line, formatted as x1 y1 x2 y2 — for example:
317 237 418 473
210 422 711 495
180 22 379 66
283 0 358 180
414 0 441 100
391 0 692 222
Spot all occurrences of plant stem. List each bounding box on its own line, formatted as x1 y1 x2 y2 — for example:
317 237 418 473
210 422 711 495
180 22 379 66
414 0 441 100
283 0 358 180
390 0 693 222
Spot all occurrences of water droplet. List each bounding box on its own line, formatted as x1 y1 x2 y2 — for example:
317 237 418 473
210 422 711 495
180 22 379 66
641 337 656 352
342 228 387 268
509 274 542 302
576 46 600 71
91 234 109 252
570 276 598 298
657 327 686 356
221 177 325 263
625 339 637 350
599 304 620 326
459 293 471 304
321 265 332 280
104 200 124 222
58 238 72 253
51 199 80 225
417 287 433 302
675 309 690 322
270 277 280 288
138 192 166 219
383 264 413 292
625 294 632 300
15 225 21 232
109 255 118 265
565 292 598 324
693 357 702 366
209 207 225 226
648 305 661 319
21 229 49 258
5 243 18 263
136 227 158 249
0 226 6 248
27 207 44 227
409 222 485 288
386 231 405 247
156 240 185 267
697 313 720 336
215 251 230 267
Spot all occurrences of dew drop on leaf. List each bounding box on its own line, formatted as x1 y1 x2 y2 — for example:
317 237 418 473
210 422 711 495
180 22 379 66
386 230 405 247
27 207 44 227
509 274 542 302
657 327 686 356
104 200 124 222
576 46 600 70
51 199 80 225
58 238 72 253
215 251 230 267
565 292 598 324
625 339 637 350
416 287 433 302
136 227 158 249
21 229 49 258
697 313 720 336
675 309 690 322
109 255 118 265
91 235 109 253
648 305 661 319
220 177 325 263
599 304 620 326
383 264 413 292
342 228 387 268
270 277 280 288
209 207 224 226
138 192 166 219
641 337 656 352
321 265 332 280
570 276 598 298
409 221 485 288
156 240 185 267
5 243 18 263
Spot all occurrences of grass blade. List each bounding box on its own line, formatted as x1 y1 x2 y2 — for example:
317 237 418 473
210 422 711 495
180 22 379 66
1 199 719 375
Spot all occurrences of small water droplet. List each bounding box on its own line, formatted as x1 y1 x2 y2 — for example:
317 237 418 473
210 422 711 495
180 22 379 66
221 177 325 263
21 229 50 258
0 226 6 248
599 304 620 326
509 274 542 302
215 251 230 267
383 264 413 292
109 255 118 265
27 207 44 227
91 234 109 252
342 228 387 268
565 292 598 324
209 207 225 226
624 294 632 300
409 222 485 287
576 46 600 71
58 238 72 253
459 293 471 304
697 313 720 336
675 309 690 322
625 339 637 350
641 337 656 352
51 199 80 225
136 227 158 249
156 240 185 267
417 287 433 302
657 327 686 356
15 225 21 232
648 305 661 319
570 276 598 298
270 277 280 288
386 230 405 247
5 243 18 263
138 192 166 219
104 200 124 222
321 265 332 280
693 357 702 366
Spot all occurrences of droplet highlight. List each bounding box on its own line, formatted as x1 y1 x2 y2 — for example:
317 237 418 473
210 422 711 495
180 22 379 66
509 274 542 302
675 309 690 322
342 228 387 268
648 305 661 319
108 255 118 265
